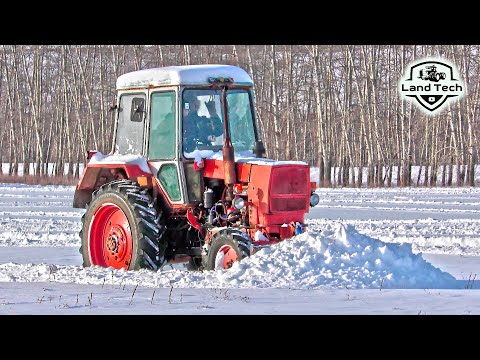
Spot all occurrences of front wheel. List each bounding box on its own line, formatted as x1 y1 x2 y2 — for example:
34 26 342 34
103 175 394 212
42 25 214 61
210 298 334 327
203 231 251 270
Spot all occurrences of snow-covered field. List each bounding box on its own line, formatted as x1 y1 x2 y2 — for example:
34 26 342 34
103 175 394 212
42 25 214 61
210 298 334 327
1 182 480 314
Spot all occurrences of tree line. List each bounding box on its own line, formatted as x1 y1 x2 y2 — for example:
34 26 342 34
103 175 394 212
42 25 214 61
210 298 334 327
0 45 478 186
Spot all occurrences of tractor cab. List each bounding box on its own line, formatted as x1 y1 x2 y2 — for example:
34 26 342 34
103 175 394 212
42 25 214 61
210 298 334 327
112 65 264 208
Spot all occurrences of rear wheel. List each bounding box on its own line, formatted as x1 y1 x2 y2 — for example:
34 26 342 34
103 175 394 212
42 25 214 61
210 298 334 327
204 231 251 270
79 180 166 271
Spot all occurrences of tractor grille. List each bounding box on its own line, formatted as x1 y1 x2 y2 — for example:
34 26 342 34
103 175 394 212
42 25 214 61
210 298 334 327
270 166 309 212
270 197 307 212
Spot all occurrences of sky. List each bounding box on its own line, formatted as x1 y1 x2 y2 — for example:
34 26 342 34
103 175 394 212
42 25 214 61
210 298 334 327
1 170 480 314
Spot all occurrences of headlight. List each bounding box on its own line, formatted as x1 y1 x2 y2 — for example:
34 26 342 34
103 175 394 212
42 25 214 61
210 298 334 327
233 197 245 210
310 193 319 207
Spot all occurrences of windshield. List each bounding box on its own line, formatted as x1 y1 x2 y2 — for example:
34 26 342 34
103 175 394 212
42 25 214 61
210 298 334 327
182 88 256 158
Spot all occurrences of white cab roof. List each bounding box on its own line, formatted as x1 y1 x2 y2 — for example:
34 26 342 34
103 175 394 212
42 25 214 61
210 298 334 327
116 64 253 89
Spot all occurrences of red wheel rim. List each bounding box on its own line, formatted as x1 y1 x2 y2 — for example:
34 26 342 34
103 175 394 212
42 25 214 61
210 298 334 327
89 203 133 270
215 245 238 270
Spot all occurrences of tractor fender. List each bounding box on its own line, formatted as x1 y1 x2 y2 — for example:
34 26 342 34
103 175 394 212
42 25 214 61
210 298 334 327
204 227 253 247
73 157 154 208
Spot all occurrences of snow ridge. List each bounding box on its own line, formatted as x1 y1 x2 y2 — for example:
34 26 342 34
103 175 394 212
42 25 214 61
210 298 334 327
0 223 459 290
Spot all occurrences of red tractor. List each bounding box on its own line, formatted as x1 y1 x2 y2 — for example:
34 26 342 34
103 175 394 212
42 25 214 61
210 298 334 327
73 65 319 271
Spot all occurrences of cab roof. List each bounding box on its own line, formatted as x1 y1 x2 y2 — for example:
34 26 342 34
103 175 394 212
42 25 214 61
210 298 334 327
116 64 253 90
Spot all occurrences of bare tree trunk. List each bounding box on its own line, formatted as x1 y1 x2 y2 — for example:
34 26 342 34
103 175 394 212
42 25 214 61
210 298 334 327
19 46 45 177
270 45 281 159
462 45 477 186
183 45 191 65
73 46 99 150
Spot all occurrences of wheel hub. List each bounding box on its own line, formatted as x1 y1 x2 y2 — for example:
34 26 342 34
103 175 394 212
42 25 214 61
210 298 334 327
215 245 238 270
89 203 133 270
104 224 128 263
106 233 119 254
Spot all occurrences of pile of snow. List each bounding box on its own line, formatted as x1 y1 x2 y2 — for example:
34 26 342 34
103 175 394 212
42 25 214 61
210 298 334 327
218 223 458 289
0 222 459 290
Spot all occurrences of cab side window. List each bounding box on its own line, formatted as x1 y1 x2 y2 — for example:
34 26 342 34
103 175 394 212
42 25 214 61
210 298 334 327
115 94 146 154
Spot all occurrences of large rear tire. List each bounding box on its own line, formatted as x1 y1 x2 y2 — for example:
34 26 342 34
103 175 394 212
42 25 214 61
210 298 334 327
203 230 251 270
79 180 166 271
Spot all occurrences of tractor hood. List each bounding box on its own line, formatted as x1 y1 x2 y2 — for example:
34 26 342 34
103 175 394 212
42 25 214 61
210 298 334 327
203 154 311 227
201 151 309 184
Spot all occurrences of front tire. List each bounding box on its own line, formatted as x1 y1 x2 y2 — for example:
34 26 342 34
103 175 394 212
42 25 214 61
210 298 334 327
203 231 251 270
79 180 166 271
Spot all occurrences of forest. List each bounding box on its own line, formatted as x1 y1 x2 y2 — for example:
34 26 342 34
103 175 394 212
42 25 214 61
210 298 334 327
0 45 478 187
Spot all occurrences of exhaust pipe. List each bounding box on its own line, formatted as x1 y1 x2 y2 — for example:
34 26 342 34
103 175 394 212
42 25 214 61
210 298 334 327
221 85 236 201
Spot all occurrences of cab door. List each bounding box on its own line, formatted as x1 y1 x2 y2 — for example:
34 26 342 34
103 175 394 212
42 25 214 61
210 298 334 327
147 89 185 204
